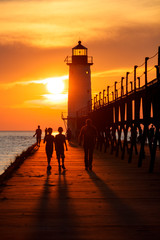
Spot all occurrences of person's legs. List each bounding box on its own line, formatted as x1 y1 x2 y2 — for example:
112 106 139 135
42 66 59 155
46 154 52 170
39 138 41 147
37 137 41 147
89 147 94 170
84 146 89 169
57 154 61 171
46 149 52 167
36 137 39 146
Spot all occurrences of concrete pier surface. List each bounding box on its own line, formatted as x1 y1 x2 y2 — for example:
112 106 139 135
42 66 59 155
0 143 160 240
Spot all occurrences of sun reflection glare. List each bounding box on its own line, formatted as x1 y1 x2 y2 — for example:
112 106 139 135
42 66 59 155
43 94 68 103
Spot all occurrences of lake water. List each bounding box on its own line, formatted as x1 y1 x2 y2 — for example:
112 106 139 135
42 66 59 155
0 131 36 175
0 131 61 175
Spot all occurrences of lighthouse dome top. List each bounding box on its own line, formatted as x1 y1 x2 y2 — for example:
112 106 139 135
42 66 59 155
73 41 87 50
72 41 87 56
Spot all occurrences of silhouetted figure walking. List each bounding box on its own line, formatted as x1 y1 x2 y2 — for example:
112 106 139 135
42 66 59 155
66 128 72 142
55 127 68 172
33 125 42 147
128 125 138 163
138 125 143 143
45 128 48 137
43 128 54 171
79 119 97 171
104 127 110 153
149 124 155 144
97 131 104 151
148 124 155 155
131 125 138 155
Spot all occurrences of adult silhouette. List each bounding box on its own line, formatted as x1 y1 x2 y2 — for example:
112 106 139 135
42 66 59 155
55 127 68 172
33 125 42 147
149 124 155 144
78 119 97 170
130 125 138 155
43 127 54 171
66 128 72 142
45 128 48 137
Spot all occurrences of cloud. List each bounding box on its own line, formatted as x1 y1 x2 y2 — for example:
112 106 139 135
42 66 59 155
0 42 69 83
92 68 134 78
0 0 160 48
0 75 68 89
0 75 68 110
22 93 68 109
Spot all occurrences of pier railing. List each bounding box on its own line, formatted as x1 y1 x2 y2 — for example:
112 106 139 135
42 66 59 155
76 46 160 173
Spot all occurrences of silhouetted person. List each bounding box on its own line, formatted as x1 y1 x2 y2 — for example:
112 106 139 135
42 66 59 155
79 119 97 171
33 125 42 147
55 127 68 172
45 128 48 137
43 128 54 171
44 128 54 170
130 125 138 155
104 127 110 152
149 124 154 144
97 131 104 151
138 125 143 143
66 128 72 142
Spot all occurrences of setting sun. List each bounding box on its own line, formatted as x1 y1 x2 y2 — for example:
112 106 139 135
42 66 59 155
46 77 65 94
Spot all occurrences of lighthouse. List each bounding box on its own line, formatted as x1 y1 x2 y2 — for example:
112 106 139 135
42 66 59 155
65 41 93 137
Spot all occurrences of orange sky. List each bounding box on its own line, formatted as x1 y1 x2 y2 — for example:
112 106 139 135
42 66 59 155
0 0 160 131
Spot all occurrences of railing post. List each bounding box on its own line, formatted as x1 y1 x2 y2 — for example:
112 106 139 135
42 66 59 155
130 81 133 91
103 89 105 105
137 77 140 88
155 65 160 80
107 86 110 103
112 91 114 101
126 72 130 95
94 96 96 109
134 65 138 91
121 77 124 97
91 98 93 111
99 92 101 106
145 57 149 86
115 81 117 100
96 94 98 108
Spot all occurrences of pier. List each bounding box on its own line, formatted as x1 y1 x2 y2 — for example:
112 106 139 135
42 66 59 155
0 143 160 240
75 46 160 173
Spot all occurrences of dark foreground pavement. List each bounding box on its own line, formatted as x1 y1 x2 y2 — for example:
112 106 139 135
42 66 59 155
0 143 160 240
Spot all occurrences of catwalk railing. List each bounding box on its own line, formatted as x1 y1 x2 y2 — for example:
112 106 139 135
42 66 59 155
76 46 160 173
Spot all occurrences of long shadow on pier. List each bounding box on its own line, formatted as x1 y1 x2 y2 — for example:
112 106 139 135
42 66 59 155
30 170 80 240
56 171 81 239
87 171 159 240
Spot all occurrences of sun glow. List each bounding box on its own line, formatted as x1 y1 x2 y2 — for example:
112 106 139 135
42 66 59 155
46 77 65 94
43 94 68 103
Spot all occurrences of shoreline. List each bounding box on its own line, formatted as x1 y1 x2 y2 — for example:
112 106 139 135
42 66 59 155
0 143 38 185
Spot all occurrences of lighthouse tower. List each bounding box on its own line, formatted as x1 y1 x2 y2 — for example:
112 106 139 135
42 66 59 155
65 41 93 136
